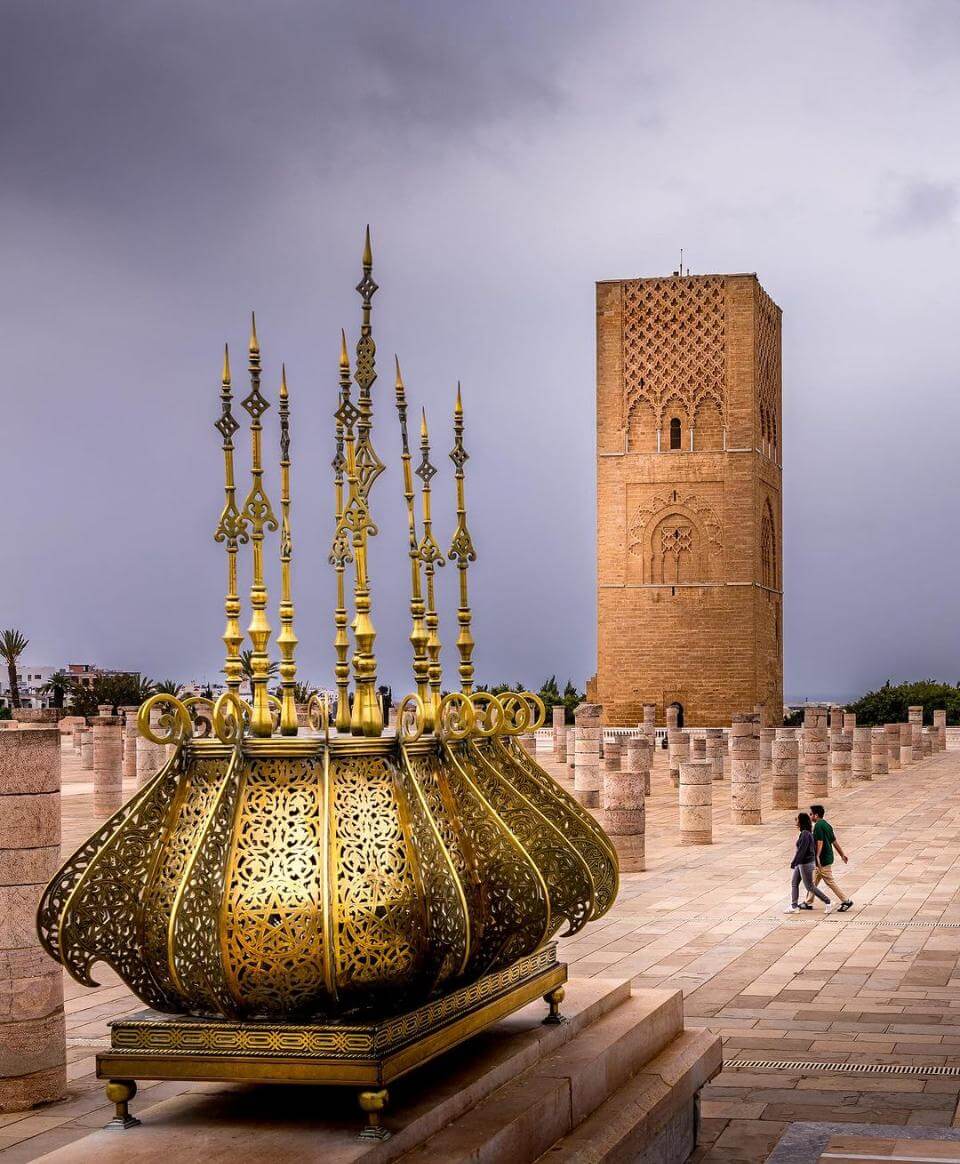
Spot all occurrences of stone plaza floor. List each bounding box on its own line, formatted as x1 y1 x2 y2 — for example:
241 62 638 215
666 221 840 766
3 740 960 1161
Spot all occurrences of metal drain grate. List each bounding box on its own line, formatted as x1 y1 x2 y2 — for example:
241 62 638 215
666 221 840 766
731 1058 960 1078
820 918 960 929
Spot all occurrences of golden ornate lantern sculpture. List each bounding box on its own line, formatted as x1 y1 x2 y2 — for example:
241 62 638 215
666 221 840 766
37 231 618 1139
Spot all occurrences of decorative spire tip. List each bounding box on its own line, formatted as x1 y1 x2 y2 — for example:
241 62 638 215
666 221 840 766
249 312 259 352
222 344 231 383
363 224 372 266
339 329 349 370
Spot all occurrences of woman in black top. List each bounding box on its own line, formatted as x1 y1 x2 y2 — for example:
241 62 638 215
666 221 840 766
786 812 830 913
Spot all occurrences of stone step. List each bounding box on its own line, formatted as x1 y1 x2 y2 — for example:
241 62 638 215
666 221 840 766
396 989 700 1164
537 1027 723 1163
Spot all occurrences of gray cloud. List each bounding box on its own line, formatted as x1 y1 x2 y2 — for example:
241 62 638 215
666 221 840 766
880 178 958 233
2 0 960 703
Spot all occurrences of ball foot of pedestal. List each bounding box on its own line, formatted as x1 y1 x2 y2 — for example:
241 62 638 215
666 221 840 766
543 985 567 1025
105 1080 140 1130
358 1088 390 1140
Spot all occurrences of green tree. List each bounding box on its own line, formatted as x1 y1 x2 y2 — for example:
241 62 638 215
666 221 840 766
0 630 29 709
239 650 279 682
154 679 185 698
847 679 960 726
39 670 71 709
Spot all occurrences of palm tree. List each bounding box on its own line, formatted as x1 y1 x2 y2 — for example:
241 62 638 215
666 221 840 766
154 679 185 698
239 650 279 682
39 670 71 709
0 630 29 709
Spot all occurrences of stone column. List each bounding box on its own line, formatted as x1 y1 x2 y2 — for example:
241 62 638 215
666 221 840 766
759 726 776 776
602 736 622 777
0 728 66 1111
885 723 901 771
121 707 138 783
802 708 829 799
908 706 923 757
830 732 853 790
519 732 537 756
772 729 799 809
642 703 656 748
730 715 761 824
624 733 651 797
92 715 124 817
691 734 706 761
899 722 913 767
679 759 713 844
921 727 934 758
829 705 845 743
852 726 872 782
705 727 724 781
136 707 166 787
666 705 679 731
552 706 567 762
71 722 83 753
79 726 94 771
934 709 947 752
667 728 689 790
601 739 646 872
843 712 857 734
573 703 602 809
565 727 575 775
871 728 889 776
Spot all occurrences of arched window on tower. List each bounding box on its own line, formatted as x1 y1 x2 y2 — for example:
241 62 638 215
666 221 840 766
669 417 682 450
761 504 777 589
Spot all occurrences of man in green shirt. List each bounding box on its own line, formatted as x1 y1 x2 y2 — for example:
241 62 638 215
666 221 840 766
805 805 854 913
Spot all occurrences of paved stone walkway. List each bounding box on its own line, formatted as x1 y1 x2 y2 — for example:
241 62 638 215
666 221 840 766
2 741 959 1162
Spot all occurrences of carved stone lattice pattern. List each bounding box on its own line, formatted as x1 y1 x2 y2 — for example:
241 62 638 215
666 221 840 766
757 287 781 451
761 500 777 590
661 524 692 559
623 277 726 430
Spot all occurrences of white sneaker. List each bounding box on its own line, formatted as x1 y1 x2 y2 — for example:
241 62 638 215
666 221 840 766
824 905 835 915
784 905 799 913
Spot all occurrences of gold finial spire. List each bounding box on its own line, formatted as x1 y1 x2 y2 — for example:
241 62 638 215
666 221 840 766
240 312 279 736
416 406 445 727
394 357 430 719
214 343 248 698
349 226 384 736
448 382 476 695
276 362 298 736
329 330 356 733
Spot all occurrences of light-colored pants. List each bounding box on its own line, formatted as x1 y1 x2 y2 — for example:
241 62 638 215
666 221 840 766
792 862 829 906
806 863 849 904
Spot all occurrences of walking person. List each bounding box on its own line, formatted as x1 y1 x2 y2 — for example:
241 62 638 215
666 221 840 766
805 804 854 912
785 812 831 913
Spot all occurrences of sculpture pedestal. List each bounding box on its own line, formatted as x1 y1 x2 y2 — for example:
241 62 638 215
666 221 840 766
39 973 720 1163
96 945 566 1138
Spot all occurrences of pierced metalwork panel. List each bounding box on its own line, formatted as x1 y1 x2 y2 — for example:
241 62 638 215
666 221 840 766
221 756 327 1017
169 748 245 1016
55 751 187 1011
490 737 619 919
464 740 593 938
140 756 226 999
396 747 469 990
443 743 550 977
330 753 423 1000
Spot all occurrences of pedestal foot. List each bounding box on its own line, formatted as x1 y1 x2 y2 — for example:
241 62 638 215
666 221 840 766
543 984 567 1025
105 1079 141 1129
358 1088 390 1140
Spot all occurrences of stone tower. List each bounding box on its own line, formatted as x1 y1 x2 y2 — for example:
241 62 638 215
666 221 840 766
595 272 783 727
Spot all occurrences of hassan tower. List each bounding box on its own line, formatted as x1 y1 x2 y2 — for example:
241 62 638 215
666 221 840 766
594 272 783 727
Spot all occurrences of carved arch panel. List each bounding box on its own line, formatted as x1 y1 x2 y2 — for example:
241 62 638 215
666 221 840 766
628 490 723 584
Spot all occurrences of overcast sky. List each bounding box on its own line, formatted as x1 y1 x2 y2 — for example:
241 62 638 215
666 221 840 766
2 1 959 701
